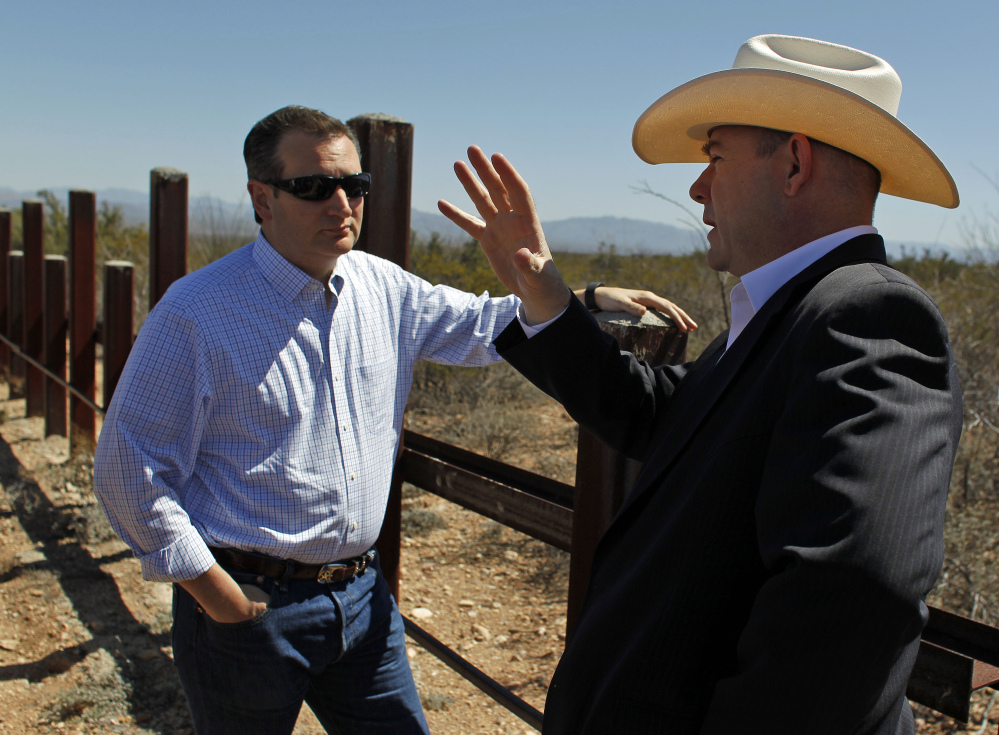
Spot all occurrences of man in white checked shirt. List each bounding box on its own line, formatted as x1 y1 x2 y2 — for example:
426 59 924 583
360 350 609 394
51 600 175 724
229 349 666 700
93 105 695 735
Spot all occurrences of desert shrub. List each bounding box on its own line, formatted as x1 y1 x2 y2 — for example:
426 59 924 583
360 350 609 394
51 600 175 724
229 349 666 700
407 360 554 464
402 507 448 535
411 232 507 298
419 689 454 712
188 197 256 273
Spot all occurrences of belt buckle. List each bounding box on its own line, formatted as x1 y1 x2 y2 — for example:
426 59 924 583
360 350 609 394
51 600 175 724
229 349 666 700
316 551 375 584
317 563 348 584
358 550 374 573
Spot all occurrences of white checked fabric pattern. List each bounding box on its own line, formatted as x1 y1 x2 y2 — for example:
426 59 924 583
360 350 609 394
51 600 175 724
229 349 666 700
94 233 518 582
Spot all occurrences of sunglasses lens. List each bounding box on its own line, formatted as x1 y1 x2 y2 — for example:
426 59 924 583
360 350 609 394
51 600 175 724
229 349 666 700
296 177 333 200
276 174 371 201
340 174 371 198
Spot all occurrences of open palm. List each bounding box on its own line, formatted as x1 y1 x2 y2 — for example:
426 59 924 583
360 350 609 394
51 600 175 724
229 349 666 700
438 146 571 324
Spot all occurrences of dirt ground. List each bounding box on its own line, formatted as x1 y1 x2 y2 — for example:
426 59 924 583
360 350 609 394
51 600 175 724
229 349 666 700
0 380 996 734
0 381 566 735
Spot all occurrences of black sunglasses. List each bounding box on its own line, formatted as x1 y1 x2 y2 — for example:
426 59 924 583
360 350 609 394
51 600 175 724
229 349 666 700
266 173 372 201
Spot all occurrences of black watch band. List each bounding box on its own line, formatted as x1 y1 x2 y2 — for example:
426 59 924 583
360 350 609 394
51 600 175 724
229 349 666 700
584 282 604 311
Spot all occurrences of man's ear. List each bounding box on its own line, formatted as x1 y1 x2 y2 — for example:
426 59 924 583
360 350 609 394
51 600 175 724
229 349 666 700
247 180 274 223
784 133 813 197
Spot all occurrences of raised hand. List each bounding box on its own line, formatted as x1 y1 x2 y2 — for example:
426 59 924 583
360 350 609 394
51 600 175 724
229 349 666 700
438 146 572 325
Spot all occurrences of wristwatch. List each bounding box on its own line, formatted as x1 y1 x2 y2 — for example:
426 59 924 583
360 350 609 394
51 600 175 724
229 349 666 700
584 282 605 311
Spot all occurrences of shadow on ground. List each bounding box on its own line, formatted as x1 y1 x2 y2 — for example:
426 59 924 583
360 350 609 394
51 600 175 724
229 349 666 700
0 433 192 733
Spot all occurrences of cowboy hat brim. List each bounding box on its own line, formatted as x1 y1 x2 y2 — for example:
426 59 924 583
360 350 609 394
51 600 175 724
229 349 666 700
632 68 959 209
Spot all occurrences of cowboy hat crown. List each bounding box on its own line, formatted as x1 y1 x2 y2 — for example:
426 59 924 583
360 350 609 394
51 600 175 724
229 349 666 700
632 34 958 208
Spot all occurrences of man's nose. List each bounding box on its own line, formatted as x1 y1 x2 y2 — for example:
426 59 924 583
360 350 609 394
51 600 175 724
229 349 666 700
325 187 353 214
689 166 712 204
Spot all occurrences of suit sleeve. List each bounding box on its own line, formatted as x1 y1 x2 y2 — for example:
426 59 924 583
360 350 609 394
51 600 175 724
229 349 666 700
496 297 687 462
700 277 963 733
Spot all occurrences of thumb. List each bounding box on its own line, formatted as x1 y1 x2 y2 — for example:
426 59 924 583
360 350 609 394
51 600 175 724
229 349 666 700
512 248 545 278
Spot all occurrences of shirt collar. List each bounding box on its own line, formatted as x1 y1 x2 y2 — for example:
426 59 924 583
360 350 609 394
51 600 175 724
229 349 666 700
252 231 343 303
726 225 878 350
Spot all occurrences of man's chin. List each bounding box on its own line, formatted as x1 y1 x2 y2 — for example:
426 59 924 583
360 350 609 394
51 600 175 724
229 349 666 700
704 237 727 273
705 256 725 273
320 232 356 253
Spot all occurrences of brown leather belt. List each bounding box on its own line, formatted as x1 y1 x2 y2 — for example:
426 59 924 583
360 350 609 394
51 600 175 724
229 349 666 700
209 547 374 584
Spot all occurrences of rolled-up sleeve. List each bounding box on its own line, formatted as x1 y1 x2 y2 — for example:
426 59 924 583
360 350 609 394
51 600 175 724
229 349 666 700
93 301 217 582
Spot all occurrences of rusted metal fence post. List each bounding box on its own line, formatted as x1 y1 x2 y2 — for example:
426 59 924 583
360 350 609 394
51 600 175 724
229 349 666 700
69 191 97 454
566 311 688 639
349 114 415 599
22 200 45 417
0 209 10 378
348 115 413 269
103 261 134 408
44 256 68 437
149 168 188 310
8 251 25 398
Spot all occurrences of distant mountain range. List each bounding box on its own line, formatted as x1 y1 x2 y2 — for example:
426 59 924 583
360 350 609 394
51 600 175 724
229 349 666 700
1 186 955 259
410 209 698 255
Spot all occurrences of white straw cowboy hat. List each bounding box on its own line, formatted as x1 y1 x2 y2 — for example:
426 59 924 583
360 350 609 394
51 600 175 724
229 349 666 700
633 34 959 208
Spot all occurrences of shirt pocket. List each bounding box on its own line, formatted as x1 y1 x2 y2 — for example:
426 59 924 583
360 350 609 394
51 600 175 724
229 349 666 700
356 358 397 434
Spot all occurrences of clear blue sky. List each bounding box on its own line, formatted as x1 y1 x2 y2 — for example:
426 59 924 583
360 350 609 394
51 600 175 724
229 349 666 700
2 0 996 251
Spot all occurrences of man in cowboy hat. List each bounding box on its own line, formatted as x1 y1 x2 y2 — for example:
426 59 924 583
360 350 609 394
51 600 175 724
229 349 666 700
439 35 963 734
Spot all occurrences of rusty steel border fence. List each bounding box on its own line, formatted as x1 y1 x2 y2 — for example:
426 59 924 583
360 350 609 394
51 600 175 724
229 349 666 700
1 115 998 729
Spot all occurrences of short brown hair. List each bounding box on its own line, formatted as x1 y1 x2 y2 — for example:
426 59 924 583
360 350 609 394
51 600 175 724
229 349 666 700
754 128 882 202
244 106 362 224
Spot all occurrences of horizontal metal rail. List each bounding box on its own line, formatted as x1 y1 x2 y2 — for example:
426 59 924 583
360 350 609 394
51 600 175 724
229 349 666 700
402 430 574 551
403 616 544 731
909 606 999 721
0 332 104 415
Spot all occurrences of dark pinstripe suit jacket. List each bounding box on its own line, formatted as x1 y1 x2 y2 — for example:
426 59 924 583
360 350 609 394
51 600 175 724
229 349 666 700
495 235 963 735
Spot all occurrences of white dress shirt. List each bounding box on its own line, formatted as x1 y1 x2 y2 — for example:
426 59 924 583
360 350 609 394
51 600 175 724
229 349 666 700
727 226 878 349
94 232 519 582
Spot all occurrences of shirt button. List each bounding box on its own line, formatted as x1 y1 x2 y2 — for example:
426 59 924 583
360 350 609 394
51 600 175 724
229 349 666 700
352 521 358 531
351 473 356 480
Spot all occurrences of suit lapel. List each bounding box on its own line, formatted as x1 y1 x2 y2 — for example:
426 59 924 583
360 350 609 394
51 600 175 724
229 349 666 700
611 234 889 522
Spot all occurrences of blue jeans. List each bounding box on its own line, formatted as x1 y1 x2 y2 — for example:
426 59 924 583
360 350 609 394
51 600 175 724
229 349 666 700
171 553 429 735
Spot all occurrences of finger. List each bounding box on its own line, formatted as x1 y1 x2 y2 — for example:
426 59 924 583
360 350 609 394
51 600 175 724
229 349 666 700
453 160 498 223
620 300 648 318
659 302 698 330
491 153 539 222
659 305 698 331
629 293 699 331
467 146 513 213
595 289 648 316
627 292 673 311
438 199 486 239
675 309 698 330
